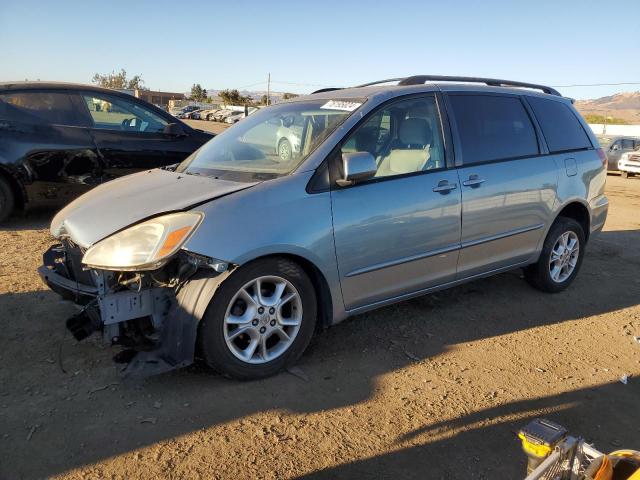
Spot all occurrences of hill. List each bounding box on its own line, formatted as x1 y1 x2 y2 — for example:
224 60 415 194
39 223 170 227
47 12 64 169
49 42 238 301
575 92 640 124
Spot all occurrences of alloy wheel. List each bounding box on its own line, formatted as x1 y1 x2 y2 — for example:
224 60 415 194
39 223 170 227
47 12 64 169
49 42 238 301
549 231 579 283
223 275 302 364
278 140 292 161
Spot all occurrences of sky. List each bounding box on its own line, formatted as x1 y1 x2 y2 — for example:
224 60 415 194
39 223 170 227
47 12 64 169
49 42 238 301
1 0 639 100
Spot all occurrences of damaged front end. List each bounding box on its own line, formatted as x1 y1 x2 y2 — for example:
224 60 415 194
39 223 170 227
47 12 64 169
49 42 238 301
39 216 232 376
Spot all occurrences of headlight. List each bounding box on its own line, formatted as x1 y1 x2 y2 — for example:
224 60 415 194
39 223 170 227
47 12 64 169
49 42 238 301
82 212 203 271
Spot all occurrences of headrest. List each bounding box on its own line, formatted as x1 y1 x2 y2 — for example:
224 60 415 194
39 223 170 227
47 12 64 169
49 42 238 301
399 118 432 146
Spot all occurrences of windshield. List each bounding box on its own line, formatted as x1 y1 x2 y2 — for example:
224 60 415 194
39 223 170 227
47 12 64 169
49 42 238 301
176 98 364 181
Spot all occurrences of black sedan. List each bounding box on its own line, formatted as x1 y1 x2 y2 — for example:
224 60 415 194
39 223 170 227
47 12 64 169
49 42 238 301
0 82 213 221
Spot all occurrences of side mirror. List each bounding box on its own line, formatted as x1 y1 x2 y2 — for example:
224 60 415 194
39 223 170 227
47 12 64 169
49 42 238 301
611 144 620 151
337 152 377 187
164 123 186 136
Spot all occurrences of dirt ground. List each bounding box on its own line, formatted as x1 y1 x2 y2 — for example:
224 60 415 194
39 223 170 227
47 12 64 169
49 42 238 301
184 119 230 135
1 174 639 480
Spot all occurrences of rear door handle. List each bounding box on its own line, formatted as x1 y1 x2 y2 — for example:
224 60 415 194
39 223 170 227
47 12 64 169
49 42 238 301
462 175 486 187
433 180 457 194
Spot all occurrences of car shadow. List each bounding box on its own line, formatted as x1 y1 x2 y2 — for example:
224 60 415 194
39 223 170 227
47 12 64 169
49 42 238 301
1 209 53 231
0 228 638 478
298 377 640 479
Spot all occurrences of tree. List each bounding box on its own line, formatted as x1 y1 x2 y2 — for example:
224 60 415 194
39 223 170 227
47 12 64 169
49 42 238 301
190 84 208 102
260 94 269 105
282 92 299 100
583 114 628 125
218 89 252 106
91 69 147 90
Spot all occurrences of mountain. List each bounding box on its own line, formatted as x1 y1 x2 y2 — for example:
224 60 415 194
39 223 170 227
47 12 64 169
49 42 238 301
574 92 640 123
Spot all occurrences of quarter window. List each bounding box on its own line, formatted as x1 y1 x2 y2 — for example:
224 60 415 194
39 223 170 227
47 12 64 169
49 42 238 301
449 94 538 165
527 96 592 153
81 93 169 133
0 91 79 126
341 96 445 179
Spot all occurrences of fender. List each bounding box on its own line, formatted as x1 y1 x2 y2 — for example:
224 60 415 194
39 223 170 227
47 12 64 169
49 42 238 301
124 270 231 376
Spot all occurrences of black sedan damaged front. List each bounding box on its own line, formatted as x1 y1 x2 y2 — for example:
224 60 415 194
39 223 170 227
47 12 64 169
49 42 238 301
38 212 230 375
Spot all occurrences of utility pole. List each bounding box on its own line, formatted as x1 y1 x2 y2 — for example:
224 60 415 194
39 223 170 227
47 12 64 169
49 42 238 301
267 72 271 106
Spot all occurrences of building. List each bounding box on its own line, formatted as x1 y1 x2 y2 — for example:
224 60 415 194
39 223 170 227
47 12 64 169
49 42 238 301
134 89 185 107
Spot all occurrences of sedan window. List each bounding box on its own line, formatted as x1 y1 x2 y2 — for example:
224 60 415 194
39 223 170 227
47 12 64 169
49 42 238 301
81 93 169 133
0 91 79 126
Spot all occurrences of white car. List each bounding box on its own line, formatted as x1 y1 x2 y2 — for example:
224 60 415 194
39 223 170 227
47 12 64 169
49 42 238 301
239 113 303 161
202 109 222 121
213 110 233 122
275 115 303 161
225 111 246 124
618 148 640 178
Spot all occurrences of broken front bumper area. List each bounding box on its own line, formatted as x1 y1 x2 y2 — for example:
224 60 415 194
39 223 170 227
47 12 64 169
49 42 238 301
38 243 217 376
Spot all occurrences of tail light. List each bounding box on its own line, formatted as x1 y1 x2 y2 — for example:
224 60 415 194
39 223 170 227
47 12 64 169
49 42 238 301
596 148 607 168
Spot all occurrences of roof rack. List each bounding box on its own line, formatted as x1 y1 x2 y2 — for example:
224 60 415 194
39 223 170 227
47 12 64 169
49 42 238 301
398 75 561 96
313 76 562 97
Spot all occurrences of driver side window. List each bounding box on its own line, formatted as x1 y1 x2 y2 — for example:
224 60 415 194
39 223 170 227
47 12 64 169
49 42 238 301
82 93 168 133
341 95 445 179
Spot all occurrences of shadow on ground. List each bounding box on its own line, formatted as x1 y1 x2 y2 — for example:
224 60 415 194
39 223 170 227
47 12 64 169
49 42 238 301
0 228 638 478
299 377 640 479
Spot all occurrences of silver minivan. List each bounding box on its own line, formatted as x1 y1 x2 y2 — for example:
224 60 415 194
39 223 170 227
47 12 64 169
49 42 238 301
39 76 609 379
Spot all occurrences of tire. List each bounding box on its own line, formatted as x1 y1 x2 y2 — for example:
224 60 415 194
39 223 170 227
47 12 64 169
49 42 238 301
198 257 317 379
524 217 585 293
622 171 629 178
277 139 293 162
0 176 15 224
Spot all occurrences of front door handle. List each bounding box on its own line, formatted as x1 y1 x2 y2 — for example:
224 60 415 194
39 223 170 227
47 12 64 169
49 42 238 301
433 180 458 194
462 174 486 187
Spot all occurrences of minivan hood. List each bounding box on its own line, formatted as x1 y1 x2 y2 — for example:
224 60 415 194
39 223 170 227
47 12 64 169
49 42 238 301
51 169 258 248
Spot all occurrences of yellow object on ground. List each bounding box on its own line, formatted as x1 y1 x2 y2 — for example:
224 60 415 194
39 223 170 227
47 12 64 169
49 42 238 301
592 455 613 480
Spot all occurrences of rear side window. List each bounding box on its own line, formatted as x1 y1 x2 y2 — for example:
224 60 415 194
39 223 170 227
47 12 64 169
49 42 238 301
527 97 592 153
0 91 79 126
449 95 538 165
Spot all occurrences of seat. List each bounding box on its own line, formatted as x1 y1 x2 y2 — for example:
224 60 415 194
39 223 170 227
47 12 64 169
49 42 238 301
376 118 432 177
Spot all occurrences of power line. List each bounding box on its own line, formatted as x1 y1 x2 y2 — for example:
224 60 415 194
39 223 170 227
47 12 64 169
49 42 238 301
270 80 333 88
551 82 640 88
229 79 640 91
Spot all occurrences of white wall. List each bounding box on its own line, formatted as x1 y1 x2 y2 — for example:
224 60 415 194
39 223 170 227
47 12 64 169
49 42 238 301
588 124 640 136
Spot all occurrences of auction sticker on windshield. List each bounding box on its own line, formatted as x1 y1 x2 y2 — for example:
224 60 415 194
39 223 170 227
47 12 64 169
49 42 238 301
321 100 362 112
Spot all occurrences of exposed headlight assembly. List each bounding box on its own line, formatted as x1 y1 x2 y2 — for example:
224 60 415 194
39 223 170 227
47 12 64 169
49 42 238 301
82 212 203 271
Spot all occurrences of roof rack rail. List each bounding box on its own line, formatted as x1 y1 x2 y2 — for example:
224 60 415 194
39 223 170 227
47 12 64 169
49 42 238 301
354 78 406 88
398 75 561 96
311 87 343 94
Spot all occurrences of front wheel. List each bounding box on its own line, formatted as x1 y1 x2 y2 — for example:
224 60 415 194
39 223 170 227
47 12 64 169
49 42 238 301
524 217 585 293
198 257 317 379
621 171 634 178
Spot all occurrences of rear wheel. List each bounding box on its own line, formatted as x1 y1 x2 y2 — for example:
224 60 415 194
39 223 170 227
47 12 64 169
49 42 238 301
198 257 317 379
524 217 585 293
0 176 15 223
